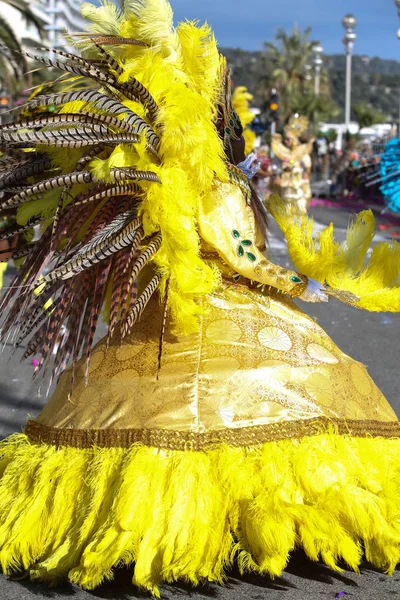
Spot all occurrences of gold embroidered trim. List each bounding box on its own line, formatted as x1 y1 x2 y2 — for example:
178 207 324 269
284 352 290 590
25 418 400 451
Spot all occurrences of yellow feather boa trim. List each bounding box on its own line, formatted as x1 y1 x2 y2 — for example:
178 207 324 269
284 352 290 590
0 431 399 595
269 194 400 311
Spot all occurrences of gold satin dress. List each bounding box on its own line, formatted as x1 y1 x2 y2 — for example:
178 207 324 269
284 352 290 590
28 182 398 447
5 182 400 595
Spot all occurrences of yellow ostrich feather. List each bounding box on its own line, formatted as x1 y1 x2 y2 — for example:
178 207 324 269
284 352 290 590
0 431 399 596
0 262 6 290
232 86 256 154
81 1 122 35
268 194 400 311
177 21 220 104
132 0 180 60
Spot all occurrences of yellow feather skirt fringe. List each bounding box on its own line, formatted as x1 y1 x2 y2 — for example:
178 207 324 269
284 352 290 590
0 431 399 596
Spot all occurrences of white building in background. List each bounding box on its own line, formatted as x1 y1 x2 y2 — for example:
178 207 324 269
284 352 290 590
0 0 49 50
0 0 86 52
319 122 394 151
46 0 86 50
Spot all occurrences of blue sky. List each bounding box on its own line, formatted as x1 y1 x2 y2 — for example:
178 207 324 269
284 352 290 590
171 0 400 60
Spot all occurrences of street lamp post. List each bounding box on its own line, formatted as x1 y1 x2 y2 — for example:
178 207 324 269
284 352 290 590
342 14 357 131
312 44 324 96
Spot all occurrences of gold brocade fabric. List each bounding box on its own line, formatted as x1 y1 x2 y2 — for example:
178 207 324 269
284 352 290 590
37 282 397 434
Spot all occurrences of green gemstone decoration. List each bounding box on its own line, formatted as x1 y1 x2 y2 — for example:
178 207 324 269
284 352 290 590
291 276 302 283
232 231 257 262
225 127 232 135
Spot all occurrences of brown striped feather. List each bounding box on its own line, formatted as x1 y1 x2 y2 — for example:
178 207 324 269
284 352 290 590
157 277 170 378
82 259 113 381
0 218 42 241
119 247 140 326
36 284 73 376
107 248 133 343
40 219 143 283
0 171 93 210
122 274 161 337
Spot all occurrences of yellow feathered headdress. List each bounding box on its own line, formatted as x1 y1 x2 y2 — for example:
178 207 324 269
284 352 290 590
284 114 309 140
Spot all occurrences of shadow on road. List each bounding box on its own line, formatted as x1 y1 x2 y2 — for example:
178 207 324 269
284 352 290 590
285 551 358 587
4 550 400 600
6 553 362 600
8 578 76 598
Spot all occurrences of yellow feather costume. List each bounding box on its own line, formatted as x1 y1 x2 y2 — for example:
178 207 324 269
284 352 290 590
0 1 399 597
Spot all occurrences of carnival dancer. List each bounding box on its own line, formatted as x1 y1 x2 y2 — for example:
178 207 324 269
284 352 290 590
0 1 400 596
271 114 314 213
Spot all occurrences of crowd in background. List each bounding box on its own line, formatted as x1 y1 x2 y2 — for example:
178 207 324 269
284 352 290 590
253 133 388 207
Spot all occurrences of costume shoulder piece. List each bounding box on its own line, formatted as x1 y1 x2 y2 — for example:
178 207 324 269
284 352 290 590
0 0 230 379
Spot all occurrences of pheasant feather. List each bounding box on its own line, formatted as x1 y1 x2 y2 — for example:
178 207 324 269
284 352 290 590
122 274 161 337
0 4 229 379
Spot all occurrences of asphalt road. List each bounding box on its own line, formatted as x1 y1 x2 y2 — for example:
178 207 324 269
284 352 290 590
0 201 399 599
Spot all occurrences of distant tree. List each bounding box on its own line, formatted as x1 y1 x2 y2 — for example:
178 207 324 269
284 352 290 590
290 93 339 127
222 47 400 125
325 129 338 144
265 26 314 94
352 103 386 128
263 26 335 123
0 0 44 92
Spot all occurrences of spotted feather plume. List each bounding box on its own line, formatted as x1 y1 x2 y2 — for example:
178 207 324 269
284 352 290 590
0 57 164 380
0 0 228 382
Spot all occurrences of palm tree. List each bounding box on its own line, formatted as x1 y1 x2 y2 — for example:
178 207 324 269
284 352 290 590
0 0 44 90
352 103 386 129
264 26 336 124
291 93 339 128
264 27 315 117
266 27 313 87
